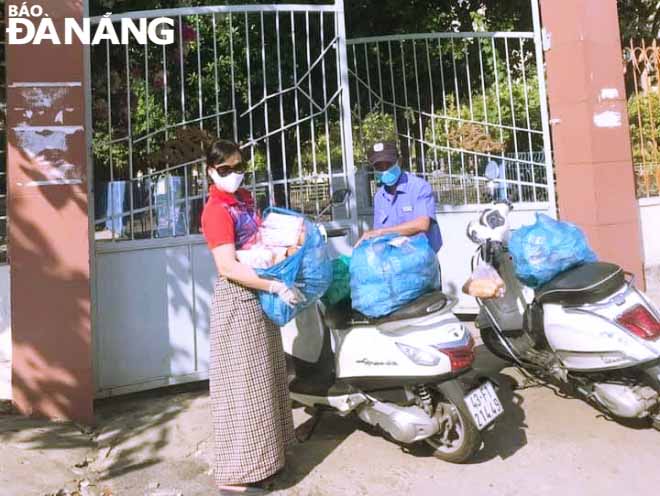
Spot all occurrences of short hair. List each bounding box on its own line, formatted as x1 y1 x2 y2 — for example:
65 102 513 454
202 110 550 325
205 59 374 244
206 139 241 173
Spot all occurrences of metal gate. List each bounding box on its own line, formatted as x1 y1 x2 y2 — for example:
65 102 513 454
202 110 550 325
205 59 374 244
87 0 554 396
88 1 357 397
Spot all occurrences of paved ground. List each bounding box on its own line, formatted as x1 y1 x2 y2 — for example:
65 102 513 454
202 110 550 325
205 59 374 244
2 342 660 496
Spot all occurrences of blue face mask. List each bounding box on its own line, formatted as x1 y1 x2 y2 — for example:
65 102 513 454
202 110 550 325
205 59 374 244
375 163 402 186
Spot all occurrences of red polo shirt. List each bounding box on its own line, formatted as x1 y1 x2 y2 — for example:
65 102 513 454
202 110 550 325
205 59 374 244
201 186 256 250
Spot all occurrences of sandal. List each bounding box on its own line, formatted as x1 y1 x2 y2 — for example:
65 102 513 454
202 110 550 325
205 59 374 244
218 479 274 495
218 485 270 495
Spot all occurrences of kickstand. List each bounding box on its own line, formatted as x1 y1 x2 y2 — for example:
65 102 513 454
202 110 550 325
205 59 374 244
295 409 323 443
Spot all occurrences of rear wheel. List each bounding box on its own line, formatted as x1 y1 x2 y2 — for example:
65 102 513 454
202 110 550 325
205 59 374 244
425 399 481 463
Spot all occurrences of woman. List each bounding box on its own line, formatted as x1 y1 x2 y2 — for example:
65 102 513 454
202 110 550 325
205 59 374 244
201 139 300 495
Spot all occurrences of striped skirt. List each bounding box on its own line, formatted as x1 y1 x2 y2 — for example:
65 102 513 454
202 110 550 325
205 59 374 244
209 277 295 486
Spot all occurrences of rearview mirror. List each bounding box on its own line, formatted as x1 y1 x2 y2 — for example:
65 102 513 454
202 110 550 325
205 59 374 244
331 188 351 206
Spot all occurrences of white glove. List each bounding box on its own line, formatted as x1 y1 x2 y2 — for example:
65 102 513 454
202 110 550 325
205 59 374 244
268 281 306 307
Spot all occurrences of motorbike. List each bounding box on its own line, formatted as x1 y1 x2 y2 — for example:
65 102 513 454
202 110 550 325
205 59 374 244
466 190 660 429
281 189 504 463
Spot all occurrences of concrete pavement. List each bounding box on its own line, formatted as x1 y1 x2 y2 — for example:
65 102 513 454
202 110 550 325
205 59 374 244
2 345 659 496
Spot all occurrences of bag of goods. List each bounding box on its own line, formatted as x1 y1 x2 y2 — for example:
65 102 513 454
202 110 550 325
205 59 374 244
236 246 287 269
508 213 597 288
321 255 352 306
235 213 304 270
350 234 440 319
463 263 505 299
259 212 305 247
255 208 332 326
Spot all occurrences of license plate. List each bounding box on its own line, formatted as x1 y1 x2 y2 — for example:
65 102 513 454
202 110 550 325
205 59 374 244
464 382 504 430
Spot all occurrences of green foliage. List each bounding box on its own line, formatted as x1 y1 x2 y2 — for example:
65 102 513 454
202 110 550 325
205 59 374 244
92 131 128 174
300 112 397 172
618 0 660 39
424 73 541 156
627 91 660 195
353 112 397 164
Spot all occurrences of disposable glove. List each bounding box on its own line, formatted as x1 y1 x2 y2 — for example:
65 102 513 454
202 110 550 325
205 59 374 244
268 281 306 307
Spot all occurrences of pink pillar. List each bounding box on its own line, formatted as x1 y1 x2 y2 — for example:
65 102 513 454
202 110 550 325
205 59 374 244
540 0 646 288
6 0 94 423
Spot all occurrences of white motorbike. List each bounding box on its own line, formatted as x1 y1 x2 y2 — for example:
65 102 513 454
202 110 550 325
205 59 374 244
281 189 503 463
467 199 660 429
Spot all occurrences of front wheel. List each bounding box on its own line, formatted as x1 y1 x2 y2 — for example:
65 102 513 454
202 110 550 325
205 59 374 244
425 399 481 463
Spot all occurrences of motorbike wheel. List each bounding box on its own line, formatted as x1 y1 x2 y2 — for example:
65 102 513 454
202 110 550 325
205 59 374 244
424 400 481 463
480 326 516 363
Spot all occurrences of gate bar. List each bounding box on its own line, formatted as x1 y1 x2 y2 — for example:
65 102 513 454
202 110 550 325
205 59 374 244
91 4 341 23
335 0 359 242
531 0 558 218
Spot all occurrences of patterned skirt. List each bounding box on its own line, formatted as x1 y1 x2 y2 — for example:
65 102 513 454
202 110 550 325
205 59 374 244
209 277 295 486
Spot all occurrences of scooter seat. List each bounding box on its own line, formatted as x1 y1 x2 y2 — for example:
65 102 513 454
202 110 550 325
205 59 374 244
535 262 625 306
323 290 449 329
372 290 449 325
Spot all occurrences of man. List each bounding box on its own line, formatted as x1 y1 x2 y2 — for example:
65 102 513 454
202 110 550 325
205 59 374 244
357 141 443 253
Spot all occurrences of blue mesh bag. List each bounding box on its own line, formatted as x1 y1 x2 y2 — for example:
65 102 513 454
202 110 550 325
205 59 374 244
256 207 332 326
350 233 441 318
508 213 598 288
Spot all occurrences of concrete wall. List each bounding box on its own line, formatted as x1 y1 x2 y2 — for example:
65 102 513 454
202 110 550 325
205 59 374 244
0 266 11 400
640 198 660 301
640 198 660 268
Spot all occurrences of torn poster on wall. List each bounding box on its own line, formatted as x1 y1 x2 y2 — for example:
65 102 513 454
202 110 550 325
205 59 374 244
8 82 86 187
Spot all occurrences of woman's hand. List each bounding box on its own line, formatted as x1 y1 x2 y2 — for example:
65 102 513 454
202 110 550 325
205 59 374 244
268 281 306 307
212 244 275 293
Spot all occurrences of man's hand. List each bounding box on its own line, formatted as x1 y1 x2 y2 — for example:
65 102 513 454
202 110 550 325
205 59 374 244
355 228 383 247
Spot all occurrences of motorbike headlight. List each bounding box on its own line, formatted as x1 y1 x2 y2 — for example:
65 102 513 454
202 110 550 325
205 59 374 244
396 342 441 366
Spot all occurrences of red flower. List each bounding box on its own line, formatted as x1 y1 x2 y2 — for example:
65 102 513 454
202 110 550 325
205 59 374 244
181 23 198 43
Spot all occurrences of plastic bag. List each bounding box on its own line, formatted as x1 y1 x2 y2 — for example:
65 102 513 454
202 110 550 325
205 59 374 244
350 234 441 318
256 208 332 326
260 212 305 247
322 255 352 306
508 213 597 288
463 263 505 299
236 246 283 269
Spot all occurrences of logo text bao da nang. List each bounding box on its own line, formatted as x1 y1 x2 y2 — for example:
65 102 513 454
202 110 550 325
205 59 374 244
6 4 175 45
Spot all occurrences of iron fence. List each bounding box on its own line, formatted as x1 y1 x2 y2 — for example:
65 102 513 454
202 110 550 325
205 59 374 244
347 28 553 208
89 2 357 243
624 39 660 198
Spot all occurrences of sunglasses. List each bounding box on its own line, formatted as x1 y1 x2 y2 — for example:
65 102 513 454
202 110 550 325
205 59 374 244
213 161 249 177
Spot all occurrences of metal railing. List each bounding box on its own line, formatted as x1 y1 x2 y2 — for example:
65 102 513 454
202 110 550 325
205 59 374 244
624 39 660 198
89 2 357 243
347 21 554 208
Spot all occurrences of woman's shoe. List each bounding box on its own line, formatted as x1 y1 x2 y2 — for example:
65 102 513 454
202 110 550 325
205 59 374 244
218 480 272 495
218 486 270 495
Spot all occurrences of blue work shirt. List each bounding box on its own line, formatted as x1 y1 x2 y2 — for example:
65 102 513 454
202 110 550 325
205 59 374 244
373 172 443 252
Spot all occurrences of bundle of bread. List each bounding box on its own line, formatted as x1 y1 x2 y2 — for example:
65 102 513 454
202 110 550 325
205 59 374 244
462 263 506 299
236 212 306 269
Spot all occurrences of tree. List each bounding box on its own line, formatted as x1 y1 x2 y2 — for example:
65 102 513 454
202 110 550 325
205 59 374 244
618 0 660 39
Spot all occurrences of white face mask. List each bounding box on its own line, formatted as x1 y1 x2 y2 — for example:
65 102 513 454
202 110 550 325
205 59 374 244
209 169 244 193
